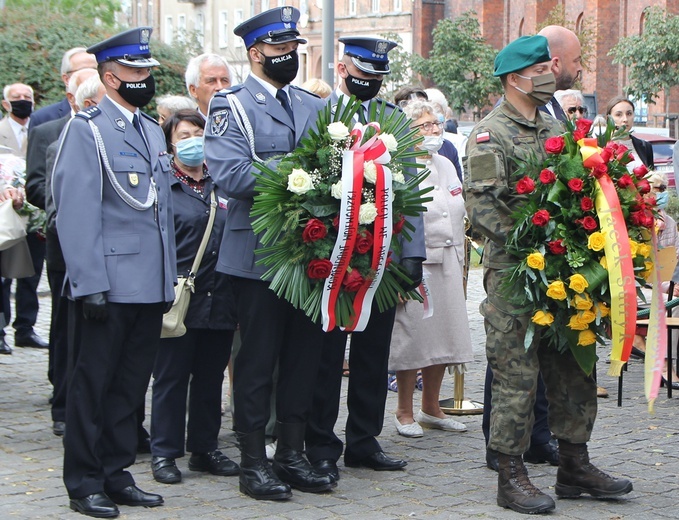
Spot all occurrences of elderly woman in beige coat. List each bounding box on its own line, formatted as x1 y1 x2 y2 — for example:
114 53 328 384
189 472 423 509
389 100 473 437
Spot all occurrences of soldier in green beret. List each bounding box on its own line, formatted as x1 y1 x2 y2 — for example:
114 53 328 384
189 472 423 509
464 35 633 515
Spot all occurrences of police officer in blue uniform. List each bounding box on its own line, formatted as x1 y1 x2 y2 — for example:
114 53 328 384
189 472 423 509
305 37 426 480
204 6 334 501
52 27 176 518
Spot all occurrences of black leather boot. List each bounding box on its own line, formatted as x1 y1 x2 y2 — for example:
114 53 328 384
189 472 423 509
272 421 336 493
556 440 633 498
237 430 291 500
497 453 555 514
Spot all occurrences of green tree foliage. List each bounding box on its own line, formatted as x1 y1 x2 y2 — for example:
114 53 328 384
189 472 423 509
0 6 199 117
6 0 121 26
609 6 679 110
378 32 417 100
413 12 500 120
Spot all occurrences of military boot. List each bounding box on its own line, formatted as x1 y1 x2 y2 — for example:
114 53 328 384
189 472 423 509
237 430 292 500
556 440 633 498
272 421 336 493
497 453 556 514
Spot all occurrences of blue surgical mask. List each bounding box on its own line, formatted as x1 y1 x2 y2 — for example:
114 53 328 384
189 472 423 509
656 190 669 210
174 136 204 167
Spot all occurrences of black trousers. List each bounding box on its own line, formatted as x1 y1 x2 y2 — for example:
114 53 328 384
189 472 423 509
47 267 68 422
306 305 396 463
482 363 552 448
230 276 325 433
150 327 234 458
63 300 163 499
1 232 46 336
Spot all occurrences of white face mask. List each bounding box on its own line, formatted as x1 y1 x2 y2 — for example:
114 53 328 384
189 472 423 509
421 134 444 154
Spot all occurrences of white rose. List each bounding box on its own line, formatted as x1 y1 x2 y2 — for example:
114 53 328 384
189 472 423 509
364 160 377 184
392 171 405 184
287 168 314 195
378 133 398 152
327 121 350 141
330 180 343 199
358 202 378 225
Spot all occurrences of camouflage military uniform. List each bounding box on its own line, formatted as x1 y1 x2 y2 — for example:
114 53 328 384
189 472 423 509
464 100 597 456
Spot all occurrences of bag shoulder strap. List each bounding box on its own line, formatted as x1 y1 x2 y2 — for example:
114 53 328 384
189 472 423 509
188 190 217 277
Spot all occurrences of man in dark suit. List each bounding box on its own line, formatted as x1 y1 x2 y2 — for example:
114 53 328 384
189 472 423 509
25 68 101 437
30 47 98 128
305 37 426 480
52 28 176 518
204 6 334 502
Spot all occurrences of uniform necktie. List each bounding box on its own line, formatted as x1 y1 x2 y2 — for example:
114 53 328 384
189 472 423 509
132 113 148 150
358 105 367 125
276 89 294 122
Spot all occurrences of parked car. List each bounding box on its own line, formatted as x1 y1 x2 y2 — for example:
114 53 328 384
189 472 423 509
633 133 676 188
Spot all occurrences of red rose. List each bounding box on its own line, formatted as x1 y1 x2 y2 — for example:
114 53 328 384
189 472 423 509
531 209 551 227
575 118 593 135
599 148 613 163
580 197 594 212
633 164 649 178
641 211 654 228
617 174 634 189
621 152 635 165
355 229 374 254
307 258 333 279
539 169 556 184
615 143 628 155
302 218 328 243
332 214 340 229
573 129 586 142
516 176 536 194
544 136 565 154
579 216 598 232
591 163 608 178
342 269 364 292
636 178 651 194
547 239 567 255
629 211 642 226
393 214 406 234
567 178 584 192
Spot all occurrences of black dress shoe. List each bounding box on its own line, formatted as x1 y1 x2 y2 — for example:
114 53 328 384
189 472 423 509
0 337 11 355
137 436 151 454
69 492 119 518
312 459 340 482
53 421 65 436
661 376 679 390
189 450 240 476
14 331 48 349
630 346 645 359
523 438 559 466
107 485 163 507
345 451 407 471
152 456 181 484
485 448 499 472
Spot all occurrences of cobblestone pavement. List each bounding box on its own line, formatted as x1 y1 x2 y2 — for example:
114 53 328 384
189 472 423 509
1 267 678 519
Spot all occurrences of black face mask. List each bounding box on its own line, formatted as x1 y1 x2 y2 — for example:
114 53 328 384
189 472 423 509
345 73 382 101
10 99 33 119
259 49 299 85
113 73 156 108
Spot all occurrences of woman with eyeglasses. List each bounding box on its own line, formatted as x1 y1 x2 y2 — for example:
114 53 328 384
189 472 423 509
554 89 588 120
605 95 655 171
388 100 473 437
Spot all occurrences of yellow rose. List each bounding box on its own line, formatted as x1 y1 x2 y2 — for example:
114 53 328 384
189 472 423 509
546 280 567 300
567 314 589 331
579 309 596 324
526 252 545 271
578 329 597 346
643 260 654 280
572 293 593 310
587 232 606 252
596 302 610 318
629 239 639 257
532 310 554 326
569 273 589 294
600 256 608 270
638 243 651 258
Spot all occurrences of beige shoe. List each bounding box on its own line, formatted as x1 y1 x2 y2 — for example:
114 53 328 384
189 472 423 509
415 410 467 432
596 386 609 398
393 415 424 438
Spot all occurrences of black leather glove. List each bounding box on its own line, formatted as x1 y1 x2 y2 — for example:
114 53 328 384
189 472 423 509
82 292 108 322
399 257 424 292
163 301 174 313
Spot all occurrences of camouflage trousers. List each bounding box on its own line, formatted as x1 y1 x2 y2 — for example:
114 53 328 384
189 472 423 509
481 268 597 455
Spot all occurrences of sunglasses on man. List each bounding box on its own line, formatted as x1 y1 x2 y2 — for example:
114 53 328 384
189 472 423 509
567 106 588 115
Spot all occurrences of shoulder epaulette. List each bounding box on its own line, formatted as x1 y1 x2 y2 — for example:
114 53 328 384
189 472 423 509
214 84 244 98
375 98 397 110
140 112 158 125
290 84 321 99
75 106 101 120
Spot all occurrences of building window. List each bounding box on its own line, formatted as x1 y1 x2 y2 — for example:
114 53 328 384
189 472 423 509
261 0 270 11
394 0 402 12
147 1 153 25
196 12 204 48
234 9 244 47
277 0 286 6
164 16 173 44
219 11 228 49
372 0 379 14
349 0 356 16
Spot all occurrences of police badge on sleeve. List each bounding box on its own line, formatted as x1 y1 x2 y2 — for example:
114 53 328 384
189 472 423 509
211 109 229 136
